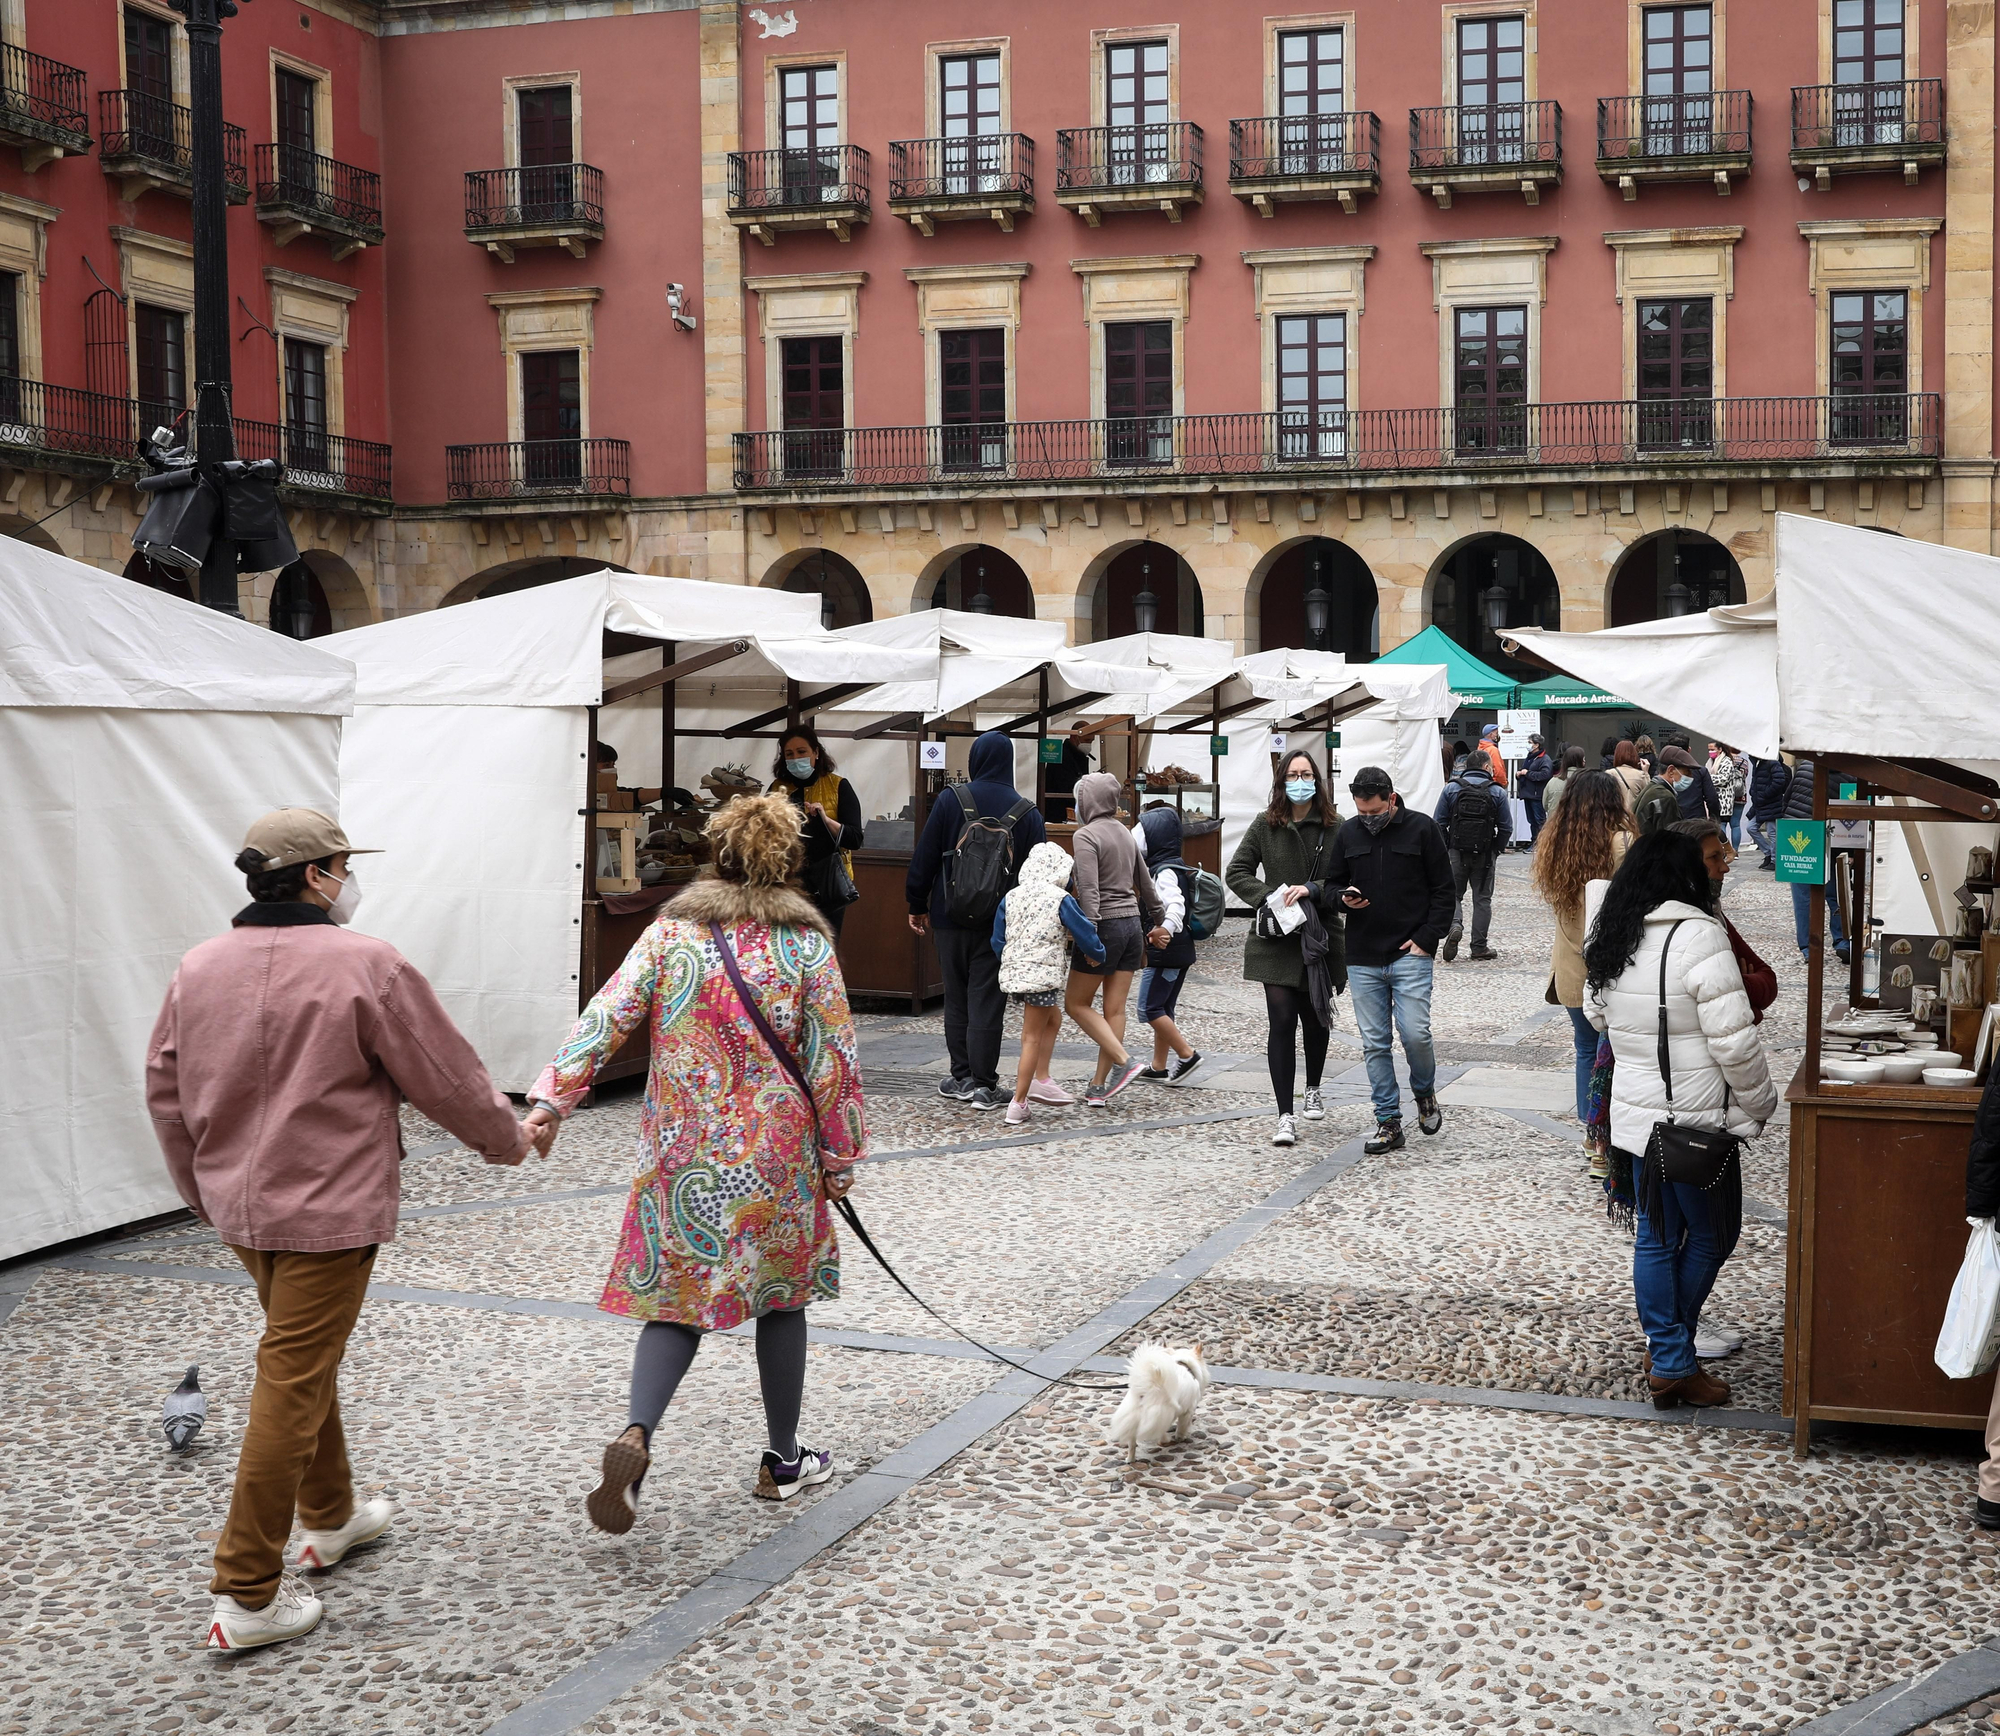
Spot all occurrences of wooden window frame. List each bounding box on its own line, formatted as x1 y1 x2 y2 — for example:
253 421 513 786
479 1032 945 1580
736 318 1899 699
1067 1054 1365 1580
1628 0 1727 94
268 49 334 161
762 51 846 152
907 261 1028 428
1438 1 1538 104
1072 253 1198 422
747 270 866 434
1088 25 1180 126
1604 225 1740 400
503 72 583 170
1816 0 1919 85
265 265 355 441
1264 13 1358 116
925 38 1011 137
1243 244 1374 417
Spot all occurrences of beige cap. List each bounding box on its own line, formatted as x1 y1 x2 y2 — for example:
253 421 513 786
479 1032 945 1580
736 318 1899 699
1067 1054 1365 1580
239 807 380 872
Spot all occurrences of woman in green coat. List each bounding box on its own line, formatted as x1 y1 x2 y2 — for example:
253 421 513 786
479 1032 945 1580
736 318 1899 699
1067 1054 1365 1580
1226 749 1348 1147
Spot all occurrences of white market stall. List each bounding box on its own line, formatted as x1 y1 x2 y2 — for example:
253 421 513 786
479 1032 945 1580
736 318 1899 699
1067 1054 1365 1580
2 539 352 1259
320 574 929 1090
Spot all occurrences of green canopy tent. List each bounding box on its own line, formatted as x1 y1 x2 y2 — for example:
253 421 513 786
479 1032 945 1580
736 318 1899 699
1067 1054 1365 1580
1373 625 1516 709
1514 674 1626 709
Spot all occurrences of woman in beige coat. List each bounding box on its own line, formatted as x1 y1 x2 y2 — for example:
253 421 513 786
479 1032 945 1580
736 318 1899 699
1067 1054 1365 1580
1531 769 1634 1121
1607 740 1652 811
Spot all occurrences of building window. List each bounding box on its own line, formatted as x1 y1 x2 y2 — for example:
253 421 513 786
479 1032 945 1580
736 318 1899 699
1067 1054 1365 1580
1636 297 1712 448
520 347 581 483
1276 313 1347 459
124 7 175 159
939 51 1002 195
1104 319 1172 463
780 333 842 476
940 327 1005 471
1642 6 1712 154
1830 289 1907 443
284 336 328 465
0 271 19 380
516 84 577 216
1453 304 1527 453
779 63 840 202
135 302 186 432
1833 0 1905 144
274 67 318 204
1105 38 1170 185
1278 28 1344 117
1456 15 1526 164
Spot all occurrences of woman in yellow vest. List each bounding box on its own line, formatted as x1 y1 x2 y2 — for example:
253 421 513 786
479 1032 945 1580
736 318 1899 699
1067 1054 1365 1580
770 725 865 937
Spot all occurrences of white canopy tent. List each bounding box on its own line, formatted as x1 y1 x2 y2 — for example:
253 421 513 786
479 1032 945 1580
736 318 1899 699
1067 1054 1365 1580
321 574 930 1090
2 539 352 1259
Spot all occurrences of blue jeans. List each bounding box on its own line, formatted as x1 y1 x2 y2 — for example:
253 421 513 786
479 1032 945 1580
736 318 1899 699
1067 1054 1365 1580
1791 880 1848 956
1745 813 1777 866
1347 950 1437 1121
1725 806 1742 847
1629 1151 1730 1380
1566 1005 1596 1121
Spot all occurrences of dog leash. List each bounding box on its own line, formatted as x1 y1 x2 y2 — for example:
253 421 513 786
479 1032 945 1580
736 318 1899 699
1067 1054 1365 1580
708 921 1124 1395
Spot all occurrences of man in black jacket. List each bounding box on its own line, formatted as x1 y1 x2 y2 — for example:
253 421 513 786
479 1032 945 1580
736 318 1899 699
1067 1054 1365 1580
1434 754 1512 961
1780 755 1848 965
1967 1069 2000 1530
1312 764 1455 1154
907 730 1047 1110
1662 734 1721 820
1746 755 1789 869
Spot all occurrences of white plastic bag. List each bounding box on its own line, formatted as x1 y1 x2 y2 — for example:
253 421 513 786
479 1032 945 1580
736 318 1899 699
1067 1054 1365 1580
1935 1217 2000 1380
1264 886 1307 936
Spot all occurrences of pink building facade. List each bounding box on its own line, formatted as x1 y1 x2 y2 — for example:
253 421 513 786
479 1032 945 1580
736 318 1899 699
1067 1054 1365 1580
1 0 1993 664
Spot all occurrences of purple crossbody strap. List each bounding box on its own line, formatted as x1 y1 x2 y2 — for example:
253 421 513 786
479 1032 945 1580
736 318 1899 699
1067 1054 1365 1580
708 921 824 1150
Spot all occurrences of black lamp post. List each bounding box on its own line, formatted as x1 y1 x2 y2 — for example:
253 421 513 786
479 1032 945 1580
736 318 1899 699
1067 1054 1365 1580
1132 559 1158 636
968 564 993 614
1481 582 1510 633
1303 555 1330 650
817 552 836 629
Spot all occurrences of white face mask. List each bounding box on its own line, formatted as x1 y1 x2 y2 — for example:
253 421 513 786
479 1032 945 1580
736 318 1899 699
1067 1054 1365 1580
318 867 362 926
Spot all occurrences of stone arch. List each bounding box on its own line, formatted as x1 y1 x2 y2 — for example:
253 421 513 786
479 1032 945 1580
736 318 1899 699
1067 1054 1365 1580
1249 535 1378 658
440 554 629 609
1606 529 1746 626
1423 532 1561 679
924 545 1035 618
759 547 873 629
0 514 63 554
1075 539 1203 642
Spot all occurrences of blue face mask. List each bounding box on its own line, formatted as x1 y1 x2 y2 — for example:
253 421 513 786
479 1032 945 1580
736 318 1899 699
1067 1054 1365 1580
785 757 816 782
1285 778 1317 804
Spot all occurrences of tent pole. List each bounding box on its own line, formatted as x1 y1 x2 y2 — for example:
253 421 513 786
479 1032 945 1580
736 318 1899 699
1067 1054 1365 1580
660 641 676 803
787 678 801 734
582 703 599 1016
1035 665 1049 816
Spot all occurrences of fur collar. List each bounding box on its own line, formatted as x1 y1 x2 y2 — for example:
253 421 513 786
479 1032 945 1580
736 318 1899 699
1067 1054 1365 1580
668 875 832 939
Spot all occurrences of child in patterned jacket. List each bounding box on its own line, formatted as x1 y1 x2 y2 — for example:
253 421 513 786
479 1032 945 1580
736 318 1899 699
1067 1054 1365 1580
991 842 1105 1126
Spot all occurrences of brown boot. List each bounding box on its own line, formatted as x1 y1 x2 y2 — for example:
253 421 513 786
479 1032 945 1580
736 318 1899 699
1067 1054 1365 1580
1648 1368 1731 1411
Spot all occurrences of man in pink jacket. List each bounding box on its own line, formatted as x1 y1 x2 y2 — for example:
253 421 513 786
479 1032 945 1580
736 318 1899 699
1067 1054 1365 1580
148 808 541 1652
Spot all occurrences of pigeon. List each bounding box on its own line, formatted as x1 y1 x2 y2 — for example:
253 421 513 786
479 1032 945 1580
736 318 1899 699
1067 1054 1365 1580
162 1366 207 1453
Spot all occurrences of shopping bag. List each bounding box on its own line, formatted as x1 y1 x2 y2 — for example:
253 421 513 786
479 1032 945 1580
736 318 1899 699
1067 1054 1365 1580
1934 1218 2000 1380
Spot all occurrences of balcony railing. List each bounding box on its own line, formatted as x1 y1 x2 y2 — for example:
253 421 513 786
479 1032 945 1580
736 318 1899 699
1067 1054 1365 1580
99 89 247 196
446 438 631 502
1056 122 1203 192
1229 112 1381 183
887 133 1034 202
254 144 385 242
1411 100 1562 171
727 145 870 214
1791 78 1944 155
235 419 393 504
0 41 91 154
0 377 145 469
1598 90 1752 163
465 162 605 232
733 395 1942 489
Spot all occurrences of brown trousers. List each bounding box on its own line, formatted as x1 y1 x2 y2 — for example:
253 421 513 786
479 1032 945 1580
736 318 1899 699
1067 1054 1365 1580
211 1245 375 1607
1985 1365 2000 1503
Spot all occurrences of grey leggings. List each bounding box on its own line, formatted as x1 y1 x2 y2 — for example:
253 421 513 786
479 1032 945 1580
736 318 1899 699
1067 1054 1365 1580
627 1306 808 1459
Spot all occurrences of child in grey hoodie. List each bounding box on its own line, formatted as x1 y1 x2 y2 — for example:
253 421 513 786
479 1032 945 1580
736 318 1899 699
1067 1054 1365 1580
1067 772 1167 1105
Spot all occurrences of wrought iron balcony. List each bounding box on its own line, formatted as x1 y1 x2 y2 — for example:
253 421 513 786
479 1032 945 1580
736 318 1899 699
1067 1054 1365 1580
464 163 605 261
99 90 248 203
254 145 384 259
0 377 146 474
727 146 871 244
0 42 90 169
234 419 393 507
1228 113 1381 214
887 134 1034 234
732 395 1942 491
1597 90 1752 197
446 438 631 503
1409 100 1561 206
1791 79 1944 186
1055 122 1203 224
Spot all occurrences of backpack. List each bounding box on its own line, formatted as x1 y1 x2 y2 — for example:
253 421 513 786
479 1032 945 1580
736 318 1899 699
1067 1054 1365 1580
1634 777 1680 837
1157 857 1226 940
943 786 1032 925
1448 778 1496 853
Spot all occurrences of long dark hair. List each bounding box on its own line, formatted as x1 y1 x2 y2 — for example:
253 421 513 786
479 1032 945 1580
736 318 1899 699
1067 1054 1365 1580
1532 770 1633 915
772 723 837 785
1559 745 1586 773
1584 831 1713 995
1266 749 1340 827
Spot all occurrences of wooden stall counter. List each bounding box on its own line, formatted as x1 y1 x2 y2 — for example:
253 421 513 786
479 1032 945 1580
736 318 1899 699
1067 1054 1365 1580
1785 1058 1991 1453
837 847 944 1012
1044 819 1221 876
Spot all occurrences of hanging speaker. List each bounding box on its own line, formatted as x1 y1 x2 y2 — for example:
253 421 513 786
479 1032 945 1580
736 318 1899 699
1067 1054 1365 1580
131 467 220 573
218 459 300 573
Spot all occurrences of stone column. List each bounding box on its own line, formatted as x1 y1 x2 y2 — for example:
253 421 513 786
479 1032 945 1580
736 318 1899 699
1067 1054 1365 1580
700 2 748 584
1943 0 1997 551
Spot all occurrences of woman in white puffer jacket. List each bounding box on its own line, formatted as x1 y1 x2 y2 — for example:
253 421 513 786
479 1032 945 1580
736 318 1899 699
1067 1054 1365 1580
1584 831 1778 1412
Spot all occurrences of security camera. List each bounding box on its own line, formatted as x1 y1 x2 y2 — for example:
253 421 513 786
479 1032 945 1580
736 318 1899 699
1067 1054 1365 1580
666 282 697 332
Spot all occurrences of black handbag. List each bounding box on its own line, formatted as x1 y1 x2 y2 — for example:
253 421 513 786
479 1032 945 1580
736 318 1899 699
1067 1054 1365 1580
1643 919 1741 1192
814 849 860 909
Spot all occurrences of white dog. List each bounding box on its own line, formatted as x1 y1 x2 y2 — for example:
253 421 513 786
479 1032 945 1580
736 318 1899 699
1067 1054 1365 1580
1107 1342 1212 1461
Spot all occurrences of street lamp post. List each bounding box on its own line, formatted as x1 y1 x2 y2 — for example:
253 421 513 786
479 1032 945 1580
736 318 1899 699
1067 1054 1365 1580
1132 559 1158 636
1304 556 1330 650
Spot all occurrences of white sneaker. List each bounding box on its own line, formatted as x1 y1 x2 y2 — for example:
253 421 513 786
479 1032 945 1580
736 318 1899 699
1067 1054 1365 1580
1004 1098 1031 1126
1694 1330 1742 1360
1026 1076 1075 1106
206 1573 323 1651
1703 1322 1745 1349
1272 1114 1297 1147
1300 1088 1325 1121
294 1497 393 1571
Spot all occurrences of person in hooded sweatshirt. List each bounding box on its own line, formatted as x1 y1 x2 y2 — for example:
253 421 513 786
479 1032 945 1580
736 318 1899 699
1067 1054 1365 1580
1066 771 1168 1106
907 731 1048 1111
1133 806 1203 1086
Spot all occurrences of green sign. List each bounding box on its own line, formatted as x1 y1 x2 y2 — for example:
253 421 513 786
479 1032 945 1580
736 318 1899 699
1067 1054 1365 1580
1774 819 1828 885
1324 730 1342 755
1038 737 1063 765
1209 735 1229 757
1837 780 1859 802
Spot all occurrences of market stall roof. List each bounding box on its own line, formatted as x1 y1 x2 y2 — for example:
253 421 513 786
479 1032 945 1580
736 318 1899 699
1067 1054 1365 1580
320 572 929 707
1514 674 1628 709
1073 631 1246 722
0 534 353 714
1373 626 1516 708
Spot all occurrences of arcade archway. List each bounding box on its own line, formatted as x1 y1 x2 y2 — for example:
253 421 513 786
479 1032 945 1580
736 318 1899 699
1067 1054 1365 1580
1089 544 1203 641
1608 529 1746 626
774 548 872 629
1257 537 1377 657
928 547 1035 618
1428 534 1561 679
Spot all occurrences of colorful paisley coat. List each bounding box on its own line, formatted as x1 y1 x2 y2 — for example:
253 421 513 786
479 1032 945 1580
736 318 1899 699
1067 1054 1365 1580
529 878 867 1330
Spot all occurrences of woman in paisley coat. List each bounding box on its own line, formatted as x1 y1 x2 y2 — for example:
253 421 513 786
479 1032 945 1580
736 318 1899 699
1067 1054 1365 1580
523 793 866 1533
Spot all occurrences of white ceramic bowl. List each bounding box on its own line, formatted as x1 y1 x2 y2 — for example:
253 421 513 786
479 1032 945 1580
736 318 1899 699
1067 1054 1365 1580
1927 1052 1963 1068
1924 1067 1980 1088
1880 1056 1931 1084
1822 1057 1887 1084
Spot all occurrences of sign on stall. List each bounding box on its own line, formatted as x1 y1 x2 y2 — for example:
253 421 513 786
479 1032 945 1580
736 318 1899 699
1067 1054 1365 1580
1038 737 1063 765
1775 819 1829 884
1497 708 1539 762
918 741 947 771
1269 732 1288 757
1208 735 1229 757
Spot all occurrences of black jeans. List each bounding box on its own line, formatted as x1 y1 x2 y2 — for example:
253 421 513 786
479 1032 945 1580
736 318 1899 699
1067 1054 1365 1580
1447 848 1497 949
934 924 1004 1088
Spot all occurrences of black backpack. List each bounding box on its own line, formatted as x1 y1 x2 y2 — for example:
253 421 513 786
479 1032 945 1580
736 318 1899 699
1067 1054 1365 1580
944 787 1031 925
1448 778 1496 853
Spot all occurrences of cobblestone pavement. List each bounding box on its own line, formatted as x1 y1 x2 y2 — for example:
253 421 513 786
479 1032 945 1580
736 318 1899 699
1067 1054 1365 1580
5 861 1994 1736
